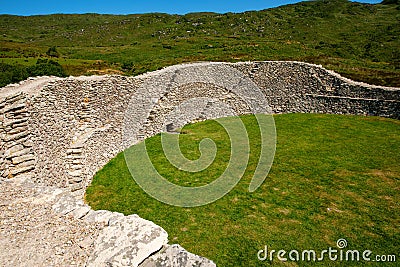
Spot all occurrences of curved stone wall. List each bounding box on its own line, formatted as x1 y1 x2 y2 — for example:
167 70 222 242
0 61 399 266
1 61 398 188
234 61 399 116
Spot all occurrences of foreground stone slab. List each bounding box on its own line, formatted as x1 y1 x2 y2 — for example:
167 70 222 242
140 244 216 267
87 214 169 267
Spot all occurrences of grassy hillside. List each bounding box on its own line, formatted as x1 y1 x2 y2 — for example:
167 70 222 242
0 0 399 87
86 114 400 266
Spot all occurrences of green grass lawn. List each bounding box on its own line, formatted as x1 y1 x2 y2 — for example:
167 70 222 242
85 114 399 266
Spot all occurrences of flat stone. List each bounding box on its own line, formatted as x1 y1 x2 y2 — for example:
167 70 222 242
68 170 82 177
70 164 83 170
52 194 84 215
11 121 28 129
141 244 216 267
83 210 124 226
10 165 35 176
87 214 168 267
65 154 84 160
8 126 28 135
4 144 24 158
3 118 28 128
69 183 84 192
69 206 91 219
69 175 83 184
4 101 26 112
70 142 84 149
16 159 35 168
4 131 29 142
23 139 34 147
10 136 30 146
5 93 25 103
6 147 31 159
12 154 35 165
66 148 83 154
30 188 67 204
9 108 28 116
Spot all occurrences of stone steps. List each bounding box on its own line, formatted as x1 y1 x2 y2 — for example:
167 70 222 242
66 146 84 185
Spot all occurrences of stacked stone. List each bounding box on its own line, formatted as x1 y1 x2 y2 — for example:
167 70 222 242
143 82 250 137
26 76 143 189
0 92 36 180
233 61 400 118
2 61 396 190
66 145 84 187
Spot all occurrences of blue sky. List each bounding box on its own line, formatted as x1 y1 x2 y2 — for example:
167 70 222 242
0 0 382 16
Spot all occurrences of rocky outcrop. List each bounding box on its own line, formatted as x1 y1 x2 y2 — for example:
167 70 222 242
0 61 399 266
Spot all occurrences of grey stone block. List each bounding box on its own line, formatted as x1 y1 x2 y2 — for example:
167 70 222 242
141 244 216 267
87 214 168 267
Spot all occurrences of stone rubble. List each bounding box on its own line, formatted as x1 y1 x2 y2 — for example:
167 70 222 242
0 177 101 267
0 61 399 266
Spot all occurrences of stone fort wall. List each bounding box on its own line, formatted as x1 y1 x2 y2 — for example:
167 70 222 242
1 61 399 189
1 61 399 266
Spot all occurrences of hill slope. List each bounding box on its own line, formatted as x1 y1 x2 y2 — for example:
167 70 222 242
0 0 399 86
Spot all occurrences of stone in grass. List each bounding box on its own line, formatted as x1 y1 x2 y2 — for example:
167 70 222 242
140 244 216 267
87 214 168 267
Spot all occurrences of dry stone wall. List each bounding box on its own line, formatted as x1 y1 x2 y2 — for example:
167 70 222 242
0 93 36 179
233 61 399 117
0 61 399 266
1 61 398 188
29 76 142 190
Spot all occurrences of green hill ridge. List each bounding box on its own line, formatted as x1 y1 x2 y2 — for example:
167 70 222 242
1 0 399 87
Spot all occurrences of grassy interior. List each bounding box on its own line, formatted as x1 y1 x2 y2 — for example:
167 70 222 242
86 113 399 266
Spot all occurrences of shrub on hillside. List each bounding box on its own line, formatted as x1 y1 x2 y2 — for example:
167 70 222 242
0 62 29 87
46 46 60 58
0 59 66 87
27 59 66 77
